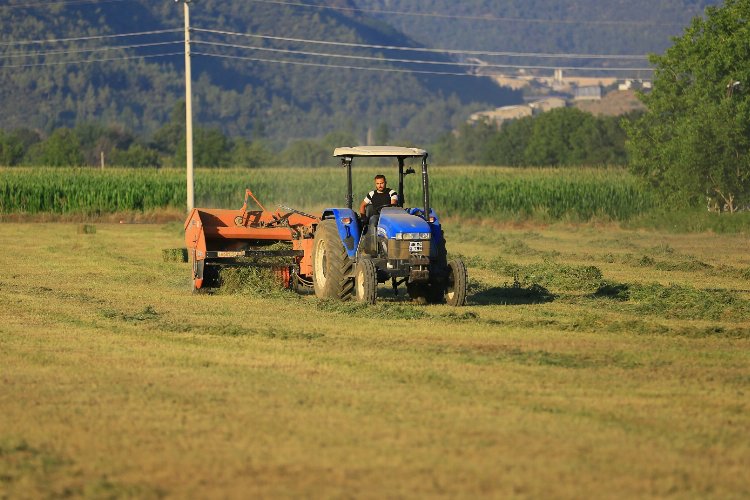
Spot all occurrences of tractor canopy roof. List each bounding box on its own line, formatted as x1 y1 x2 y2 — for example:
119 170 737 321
332 146 427 158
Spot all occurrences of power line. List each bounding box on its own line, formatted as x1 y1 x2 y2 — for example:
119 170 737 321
193 51 652 77
245 0 688 28
0 40 181 59
0 0 133 9
0 51 180 69
0 28 181 47
193 51 488 76
193 27 650 60
193 40 652 71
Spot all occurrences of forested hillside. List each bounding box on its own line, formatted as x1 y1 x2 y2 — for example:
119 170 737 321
0 0 722 151
0 0 518 146
354 0 719 57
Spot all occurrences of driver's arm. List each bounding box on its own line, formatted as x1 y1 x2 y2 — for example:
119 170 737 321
359 198 368 216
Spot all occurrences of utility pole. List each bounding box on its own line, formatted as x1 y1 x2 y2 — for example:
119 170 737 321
178 0 195 212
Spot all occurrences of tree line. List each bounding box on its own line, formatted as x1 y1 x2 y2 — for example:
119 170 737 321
0 105 633 169
625 0 750 213
433 107 634 166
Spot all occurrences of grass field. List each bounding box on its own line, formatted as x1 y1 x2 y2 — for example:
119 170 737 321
1 218 748 497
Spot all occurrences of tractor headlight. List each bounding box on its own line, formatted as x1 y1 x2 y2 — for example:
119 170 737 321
395 232 431 240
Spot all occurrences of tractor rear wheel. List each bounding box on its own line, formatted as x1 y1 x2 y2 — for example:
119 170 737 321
354 259 377 304
312 220 354 300
445 258 468 306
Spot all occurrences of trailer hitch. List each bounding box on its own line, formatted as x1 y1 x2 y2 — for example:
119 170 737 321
235 188 267 226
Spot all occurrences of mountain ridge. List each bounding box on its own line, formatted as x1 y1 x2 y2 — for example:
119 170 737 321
0 0 518 145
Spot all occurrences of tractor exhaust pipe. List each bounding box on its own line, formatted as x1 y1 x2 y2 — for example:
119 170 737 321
421 155 430 221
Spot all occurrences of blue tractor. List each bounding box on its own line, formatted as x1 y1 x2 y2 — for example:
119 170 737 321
312 146 467 306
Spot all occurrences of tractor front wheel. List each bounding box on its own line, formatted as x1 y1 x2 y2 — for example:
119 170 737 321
445 258 468 306
312 220 354 300
354 259 377 304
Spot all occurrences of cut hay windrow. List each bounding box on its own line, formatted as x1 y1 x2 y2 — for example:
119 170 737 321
0 166 656 221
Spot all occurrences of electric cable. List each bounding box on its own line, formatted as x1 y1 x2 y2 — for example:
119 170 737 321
0 51 181 69
0 40 182 59
193 27 650 60
244 0 688 28
0 28 182 47
0 0 133 9
192 40 653 71
193 50 653 76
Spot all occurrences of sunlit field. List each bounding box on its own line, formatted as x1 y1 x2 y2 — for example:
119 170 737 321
1 217 748 497
0 166 655 221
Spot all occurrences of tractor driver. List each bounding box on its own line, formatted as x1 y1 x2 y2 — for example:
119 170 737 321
359 174 398 222
359 174 398 245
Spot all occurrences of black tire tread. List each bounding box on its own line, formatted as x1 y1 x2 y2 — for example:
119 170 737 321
446 258 468 307
313 220 354 300
355 259 377 304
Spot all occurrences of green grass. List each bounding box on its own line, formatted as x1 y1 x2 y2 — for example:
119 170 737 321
8 166 750 233
0 166 656 222
625 207 750 234
0 220 748 497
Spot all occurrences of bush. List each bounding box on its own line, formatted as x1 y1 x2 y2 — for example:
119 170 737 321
112 144 161 168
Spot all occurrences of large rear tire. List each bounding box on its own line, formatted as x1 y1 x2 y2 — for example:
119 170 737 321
312 220 354 300
445 258 468 306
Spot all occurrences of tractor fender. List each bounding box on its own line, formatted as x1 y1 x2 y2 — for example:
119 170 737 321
320 208 361 258
405 207 440 225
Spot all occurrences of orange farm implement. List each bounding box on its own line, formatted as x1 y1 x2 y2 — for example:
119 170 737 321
184 189 318 291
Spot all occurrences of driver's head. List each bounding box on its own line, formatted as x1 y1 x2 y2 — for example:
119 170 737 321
374 174 387 192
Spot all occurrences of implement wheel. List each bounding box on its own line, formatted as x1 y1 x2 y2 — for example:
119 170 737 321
191 260 219 294
312 220 354 300
445 258 468 306
354 259 377 304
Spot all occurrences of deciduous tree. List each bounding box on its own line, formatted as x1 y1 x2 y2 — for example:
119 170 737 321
625 0 750 211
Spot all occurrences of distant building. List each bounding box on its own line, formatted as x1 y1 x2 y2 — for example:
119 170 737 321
468 97 569 127
490 76 532 90
468 105 533 126
618 79 652 92
574 85 602 101
529 97 566 113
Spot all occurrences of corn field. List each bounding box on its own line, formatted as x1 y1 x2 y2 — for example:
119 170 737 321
0 166 656 221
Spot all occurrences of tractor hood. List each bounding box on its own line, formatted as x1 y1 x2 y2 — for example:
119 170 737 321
377 207 431 239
